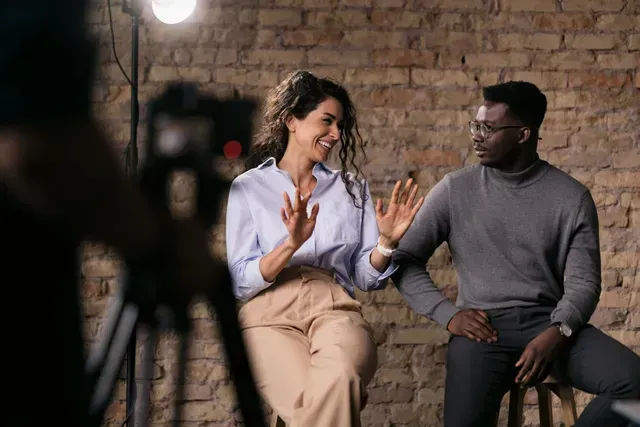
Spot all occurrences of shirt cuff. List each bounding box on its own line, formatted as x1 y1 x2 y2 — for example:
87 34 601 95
549 309 583 335
239 258 274 301
359 251 400 290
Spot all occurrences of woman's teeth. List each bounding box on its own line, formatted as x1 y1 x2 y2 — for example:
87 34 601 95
319 141 331 149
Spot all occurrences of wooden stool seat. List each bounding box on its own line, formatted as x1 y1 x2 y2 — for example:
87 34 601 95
505 375 578 427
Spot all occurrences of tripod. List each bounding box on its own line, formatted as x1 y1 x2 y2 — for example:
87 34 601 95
84 81 267 427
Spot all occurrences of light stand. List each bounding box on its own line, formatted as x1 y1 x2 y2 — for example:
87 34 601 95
122 0 142 425
88 4 266 427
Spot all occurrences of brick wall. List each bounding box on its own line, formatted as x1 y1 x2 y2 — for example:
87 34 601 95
83 0 639 426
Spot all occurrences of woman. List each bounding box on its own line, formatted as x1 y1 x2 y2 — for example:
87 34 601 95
225 70 423 427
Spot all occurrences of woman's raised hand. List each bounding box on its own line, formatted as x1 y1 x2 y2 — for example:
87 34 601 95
281 188 319 249
375 178 424 247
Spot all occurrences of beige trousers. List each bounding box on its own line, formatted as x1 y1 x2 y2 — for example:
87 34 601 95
238 266 378 427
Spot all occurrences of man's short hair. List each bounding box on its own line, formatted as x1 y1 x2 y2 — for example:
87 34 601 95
482 81 547 129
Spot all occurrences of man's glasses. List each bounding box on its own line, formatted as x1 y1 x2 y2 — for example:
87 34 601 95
468 120 542 140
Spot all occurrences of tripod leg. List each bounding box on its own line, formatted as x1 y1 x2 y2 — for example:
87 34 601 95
172 332 189 427
88 302 140 427
134 325 157 427
86 288 127 380
209 268 266 427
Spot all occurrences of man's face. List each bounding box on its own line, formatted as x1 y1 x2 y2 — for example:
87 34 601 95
470 101 525 168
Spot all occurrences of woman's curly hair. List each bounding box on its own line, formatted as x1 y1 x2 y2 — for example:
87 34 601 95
245 70 367 208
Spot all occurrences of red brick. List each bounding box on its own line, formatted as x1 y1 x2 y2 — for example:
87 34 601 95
414 31 483 49
307 10 369 27
410 0 485 9
596 14 638 30
500 0 557 10
197 7 238 25
534 52 596 69
342 0 371 5
281 29 343 47
532 13 594 30
214 69 279 87
568 71 632 88
561 0 625 11
464 52 531 68
241 49 305 66
308 49 370 66
613 153 640 169
344 68 410 85
507 71 568 89
595 172 640 188
546 149 612 168
370 10 424 28
373 49 437 67
565 34 620 50
411 69 499 87
407 110 471 126
538 132 569 149
433 90 483 107
352 87 433 108
341 30 407 49
496 33 562 51
597 53 640 69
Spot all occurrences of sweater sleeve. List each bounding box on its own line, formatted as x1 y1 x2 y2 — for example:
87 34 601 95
391 175 460 328
550 190 602 333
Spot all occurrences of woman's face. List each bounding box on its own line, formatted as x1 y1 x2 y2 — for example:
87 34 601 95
287 96 343 164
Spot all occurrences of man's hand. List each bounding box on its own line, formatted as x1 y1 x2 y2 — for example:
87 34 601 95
515 326 566 386
447 309 498 343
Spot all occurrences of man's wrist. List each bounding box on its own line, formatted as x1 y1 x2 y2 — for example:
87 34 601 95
549 322 572 341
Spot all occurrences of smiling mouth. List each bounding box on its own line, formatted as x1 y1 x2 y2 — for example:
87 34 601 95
318 140 332 150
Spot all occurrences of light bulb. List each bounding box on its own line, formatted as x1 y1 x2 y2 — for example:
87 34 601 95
151 0 196 25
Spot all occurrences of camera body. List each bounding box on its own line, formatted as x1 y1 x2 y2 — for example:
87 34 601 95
140 82 258 226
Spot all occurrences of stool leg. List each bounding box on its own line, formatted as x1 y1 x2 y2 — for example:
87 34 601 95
548 384 578 427
535 384 554 427
508 385 525 427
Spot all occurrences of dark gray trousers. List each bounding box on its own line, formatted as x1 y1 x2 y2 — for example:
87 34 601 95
444 305 640 427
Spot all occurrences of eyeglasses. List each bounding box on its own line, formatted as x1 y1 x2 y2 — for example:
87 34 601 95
468 120 542 140
468 120 524 139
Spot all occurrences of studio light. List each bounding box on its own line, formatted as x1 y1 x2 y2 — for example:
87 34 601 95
151 0 196 24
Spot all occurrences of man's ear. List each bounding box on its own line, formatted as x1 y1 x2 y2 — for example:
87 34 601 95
518 127 531 144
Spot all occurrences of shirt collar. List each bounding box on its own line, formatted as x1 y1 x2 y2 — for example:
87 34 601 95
257 157 334 177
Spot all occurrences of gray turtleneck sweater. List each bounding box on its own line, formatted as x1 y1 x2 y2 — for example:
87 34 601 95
391 157 601 334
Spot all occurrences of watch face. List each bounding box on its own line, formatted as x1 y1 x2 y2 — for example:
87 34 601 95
560 323 572 337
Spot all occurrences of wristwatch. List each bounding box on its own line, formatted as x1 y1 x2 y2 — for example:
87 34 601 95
552 322 573 338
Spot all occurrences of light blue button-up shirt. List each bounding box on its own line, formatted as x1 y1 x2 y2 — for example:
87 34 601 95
225 157 398 301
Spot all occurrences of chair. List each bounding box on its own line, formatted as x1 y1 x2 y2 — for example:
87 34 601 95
505 375 578 427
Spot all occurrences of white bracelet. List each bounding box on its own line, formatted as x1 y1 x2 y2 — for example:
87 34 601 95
376 239 396 257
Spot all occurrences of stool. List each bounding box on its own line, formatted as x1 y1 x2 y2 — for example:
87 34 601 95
270 413 286 427
506 376 578 427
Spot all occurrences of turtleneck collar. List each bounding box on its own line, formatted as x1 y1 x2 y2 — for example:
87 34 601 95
484 154 550 188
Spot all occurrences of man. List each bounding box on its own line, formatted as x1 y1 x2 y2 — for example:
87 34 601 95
391 81 640 427
0 2 216 425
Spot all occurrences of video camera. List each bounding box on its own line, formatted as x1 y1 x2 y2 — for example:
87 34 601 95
85 82 267 427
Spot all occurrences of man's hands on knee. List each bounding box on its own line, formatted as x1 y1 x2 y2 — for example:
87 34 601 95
447 309 498 343
515 326 566 386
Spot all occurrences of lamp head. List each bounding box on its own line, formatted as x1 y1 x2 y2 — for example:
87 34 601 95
151 0 196 24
